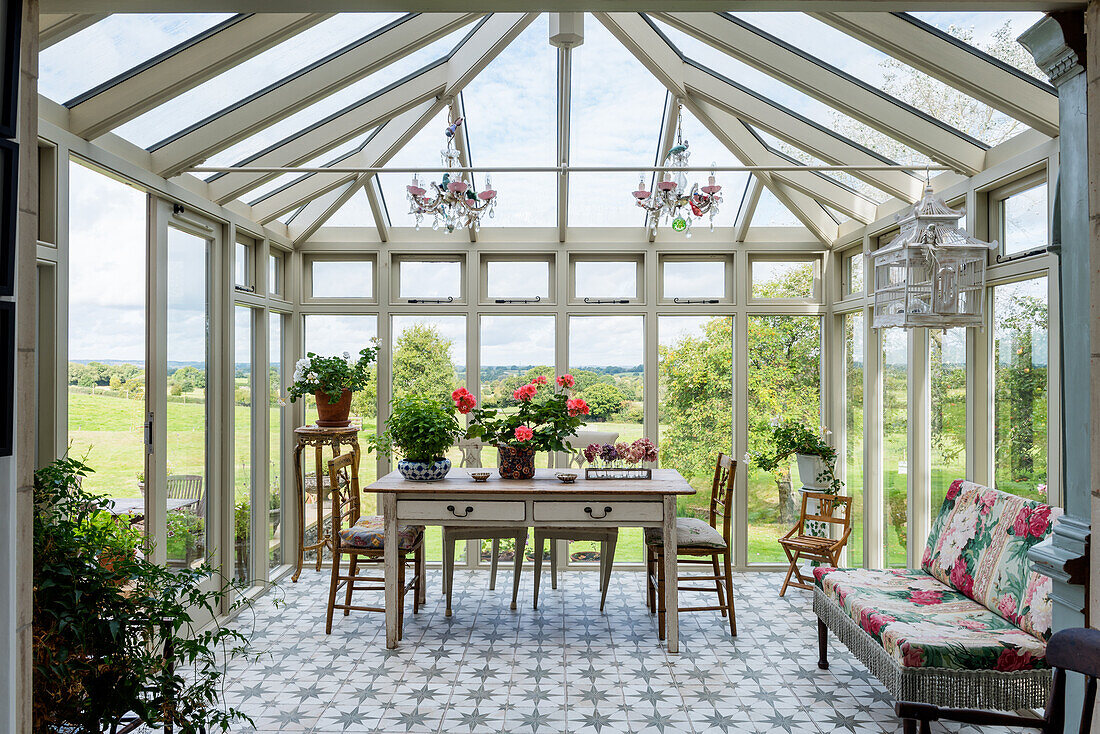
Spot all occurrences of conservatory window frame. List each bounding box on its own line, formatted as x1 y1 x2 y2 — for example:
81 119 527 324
303 253 377 304
478 252 556 306
746 253 823 304
988 169 1049 262
657 254 735 305
391 253 467 305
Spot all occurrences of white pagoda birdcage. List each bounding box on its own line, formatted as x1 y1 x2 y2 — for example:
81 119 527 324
872 183 997 330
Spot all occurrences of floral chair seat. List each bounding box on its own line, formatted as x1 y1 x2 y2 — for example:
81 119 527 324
814 567 1048 672
644 517 726 549
339 515 424 551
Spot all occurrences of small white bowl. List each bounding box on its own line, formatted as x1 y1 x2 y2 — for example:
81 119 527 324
470 471 491 482
555 472 578 484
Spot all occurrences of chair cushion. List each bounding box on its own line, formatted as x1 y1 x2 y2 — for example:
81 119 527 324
339 515 424 550
923 480 1061 639
644 517 726 549
815 567 1048 672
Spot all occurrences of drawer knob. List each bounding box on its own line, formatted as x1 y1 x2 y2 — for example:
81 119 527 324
584 505 613 519
447 504 474 518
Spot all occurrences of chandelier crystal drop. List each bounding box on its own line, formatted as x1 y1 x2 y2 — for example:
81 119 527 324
871 182 996 330
632 107 722 238
406 117 498 234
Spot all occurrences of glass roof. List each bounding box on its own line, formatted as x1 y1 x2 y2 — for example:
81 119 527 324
909 12 1046 81
752 184 803 227
40 13 234 104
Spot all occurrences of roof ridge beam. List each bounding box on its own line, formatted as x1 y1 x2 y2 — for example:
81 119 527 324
66 13 332 140
651 11 988 176
40 13 107 48
810 11 1057 137
149 12 483 179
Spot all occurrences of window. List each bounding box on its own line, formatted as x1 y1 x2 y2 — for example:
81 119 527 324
235 240 252 290
844 250 864 296
750 257 819 300
930 329 968 514
269 312 284 570
233 306 254 582
882 328 908 567
993 277 1049 502
309 257 373 300
483 257 552 302
395 257 464 302
997 181 1048 258
746 315 821 564
269 251 284 298
844 312 865 567
572 257 640 302
660 257 731 303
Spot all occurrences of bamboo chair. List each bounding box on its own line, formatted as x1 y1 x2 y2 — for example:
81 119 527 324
324 451 424 635
646 453 737 639
896 627 1100 734
777 491 853 597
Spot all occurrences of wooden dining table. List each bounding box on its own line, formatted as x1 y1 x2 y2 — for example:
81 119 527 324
370 467 696 651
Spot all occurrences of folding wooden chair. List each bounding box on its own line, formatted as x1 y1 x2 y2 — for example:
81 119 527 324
777 490 853 596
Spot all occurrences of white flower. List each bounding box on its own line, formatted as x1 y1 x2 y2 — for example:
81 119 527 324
295 358 310 371
306 371 318 382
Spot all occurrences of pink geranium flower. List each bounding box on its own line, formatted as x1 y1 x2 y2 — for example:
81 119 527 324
566 398 589 417
452 387 470 401
455 394 477 414
556 374 575 388
513 384 538 402
531 375 548 385
514 425 533 442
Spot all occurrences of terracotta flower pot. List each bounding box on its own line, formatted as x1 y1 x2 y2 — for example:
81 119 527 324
315 388 353 427
497 444 536 480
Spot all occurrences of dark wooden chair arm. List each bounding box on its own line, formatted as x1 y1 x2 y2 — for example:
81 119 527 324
895 701 1046 729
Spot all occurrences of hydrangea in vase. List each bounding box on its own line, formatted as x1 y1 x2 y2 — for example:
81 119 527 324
582 439 658 479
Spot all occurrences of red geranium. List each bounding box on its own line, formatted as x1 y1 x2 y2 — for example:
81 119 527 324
566 398 590 417
512 383 538 402
514 425 534 442
532 375 548 385
556 374 575 388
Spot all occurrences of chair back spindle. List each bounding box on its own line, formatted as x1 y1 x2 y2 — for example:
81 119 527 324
327 452 359 547
709 454 737 545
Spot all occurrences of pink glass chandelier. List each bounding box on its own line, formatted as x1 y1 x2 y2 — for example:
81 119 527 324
632 108 721 237
406 117 498 233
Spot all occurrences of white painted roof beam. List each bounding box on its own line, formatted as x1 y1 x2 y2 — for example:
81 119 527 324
733 176 763 242
67 13 332 140
40 13 107 48
149 12 482 179
653 12 988 176
288 177 366 245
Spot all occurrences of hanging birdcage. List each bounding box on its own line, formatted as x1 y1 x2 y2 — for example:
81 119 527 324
872 183 996 330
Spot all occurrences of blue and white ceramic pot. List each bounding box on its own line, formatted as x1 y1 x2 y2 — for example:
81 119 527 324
398 457 452 481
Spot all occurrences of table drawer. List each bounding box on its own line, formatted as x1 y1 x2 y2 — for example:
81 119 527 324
532 501 663 523
397 499 526 522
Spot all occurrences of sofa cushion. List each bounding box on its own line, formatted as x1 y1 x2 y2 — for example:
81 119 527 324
922 480 1061 639
644 517 726 549
815 567 1048 672
340 516 424 551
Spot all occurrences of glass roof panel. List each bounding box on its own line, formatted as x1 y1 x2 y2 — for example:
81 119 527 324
461 15 556 227
323 188 375 227
751 181 802 227
751 127 891 204
40 14 234 104
909 12 1046 81
245 132 373 206
731 12 1026 146
115 13 403 148
199 27 468 171
674 109 749 228
649 17 933 167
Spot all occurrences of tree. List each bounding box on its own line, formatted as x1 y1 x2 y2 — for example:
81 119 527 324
994 288 1048 487
580 382 625 421
391 323 459 403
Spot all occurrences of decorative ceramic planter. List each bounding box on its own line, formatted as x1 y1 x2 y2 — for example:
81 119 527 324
398 458 452 482
497 444 536 479
796 453 831 490
315 388 353 427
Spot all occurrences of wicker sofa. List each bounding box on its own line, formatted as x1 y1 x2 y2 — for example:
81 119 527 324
814 480 1061 711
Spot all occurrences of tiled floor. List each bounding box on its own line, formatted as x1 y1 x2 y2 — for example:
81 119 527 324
220 568 1018 733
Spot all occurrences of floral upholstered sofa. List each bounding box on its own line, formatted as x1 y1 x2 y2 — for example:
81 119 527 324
813 480 1060 711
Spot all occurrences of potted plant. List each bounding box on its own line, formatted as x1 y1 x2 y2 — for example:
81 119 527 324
287 345 377 427
375 395 462 481
750 419 843 494
460 374 590 479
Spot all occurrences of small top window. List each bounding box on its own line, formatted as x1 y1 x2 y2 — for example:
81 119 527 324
998 181 1048 257
235 240 252 291
660 257 730 302
310 258 373 299
396 257 464 302
572 258 640 302
269 251 283 298
844 250 864 296
750 258 819 300
484 257 551 302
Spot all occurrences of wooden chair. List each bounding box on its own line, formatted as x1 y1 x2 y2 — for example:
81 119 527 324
777 490 853 596
442 438 527 616
324 451 424 635
533 431 620 612
646 454 737 639
166 474 204 515
896 627 1100 734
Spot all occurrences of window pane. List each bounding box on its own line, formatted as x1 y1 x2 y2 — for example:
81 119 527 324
399 260 461 300
269 254 281 297
569 315 645 562
233 306 254 583
751 259 816 299
994 277 1049 502
846 252 864 295
659 316 733 525
235 242 249 287
312 259 372 298
575 260 636 300
67 161 146 499
662 260 726 300
844 312 865 567
882 328 908 567
269 313 284 570
931 329 967 514
1002 183 1047 256
486 261 550 300
746 315 821 564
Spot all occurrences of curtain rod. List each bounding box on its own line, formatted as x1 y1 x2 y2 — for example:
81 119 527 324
188 164 956 175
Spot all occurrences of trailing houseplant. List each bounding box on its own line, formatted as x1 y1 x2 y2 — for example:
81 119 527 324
459 374 590 479
33 456 256 733
287 344 378 427
749 419 843 494
373 394 463 481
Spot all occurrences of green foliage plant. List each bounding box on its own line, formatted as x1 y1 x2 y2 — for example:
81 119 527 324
33 457 256 734
749 419 844 494
287 344 378 404
374 395 462 463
